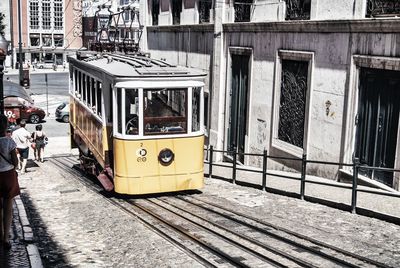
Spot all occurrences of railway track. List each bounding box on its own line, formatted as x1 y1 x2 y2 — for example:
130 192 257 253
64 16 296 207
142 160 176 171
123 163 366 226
48 156 393 268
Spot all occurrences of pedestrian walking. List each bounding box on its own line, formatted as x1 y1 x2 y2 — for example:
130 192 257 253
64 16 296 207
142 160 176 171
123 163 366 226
32 124 47 162
0 114 19 250
11 120 31 174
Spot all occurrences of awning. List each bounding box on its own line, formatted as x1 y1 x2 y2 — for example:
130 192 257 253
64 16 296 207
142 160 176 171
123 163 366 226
4 80 33 103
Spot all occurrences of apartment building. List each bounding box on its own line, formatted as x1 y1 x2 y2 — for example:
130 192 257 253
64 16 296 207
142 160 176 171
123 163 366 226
142 0 400 190
11 0 82 66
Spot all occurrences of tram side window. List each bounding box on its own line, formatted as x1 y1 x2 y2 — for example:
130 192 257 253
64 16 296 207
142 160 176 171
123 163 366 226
91 78 96 110
125 89 139 135
78 72 82 98
97 81 102 116
83 75 87 103
143 88 187 135
73 70 78 94
192 87 201 132
86 76 91 105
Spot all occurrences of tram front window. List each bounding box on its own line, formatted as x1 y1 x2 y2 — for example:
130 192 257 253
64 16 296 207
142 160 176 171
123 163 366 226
125 89 139 135
143 88 187 135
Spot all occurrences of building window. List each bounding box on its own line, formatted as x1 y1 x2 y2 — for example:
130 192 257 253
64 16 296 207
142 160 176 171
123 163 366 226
124 10 131 21
366 0 400 17
29 1 40 30
42 0 51 29
120 0 130 5
42 34 52 46
30 34 40 46
172 0 182 25
54 0 63 30
54 35 64 47
234 0 252 22
278 59 308 148
152 0 160 25
273 50 313 157
198 0 211 23
285 0 311 20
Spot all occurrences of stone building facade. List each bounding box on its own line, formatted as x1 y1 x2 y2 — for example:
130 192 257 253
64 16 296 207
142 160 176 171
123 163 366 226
142 0 400 190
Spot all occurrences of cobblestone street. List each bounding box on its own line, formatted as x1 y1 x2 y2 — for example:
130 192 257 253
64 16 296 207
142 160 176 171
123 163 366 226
16 155 400 267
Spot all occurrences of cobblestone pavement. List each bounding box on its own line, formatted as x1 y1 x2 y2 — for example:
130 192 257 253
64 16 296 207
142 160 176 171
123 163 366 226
16 157 400 267
0 201 30 268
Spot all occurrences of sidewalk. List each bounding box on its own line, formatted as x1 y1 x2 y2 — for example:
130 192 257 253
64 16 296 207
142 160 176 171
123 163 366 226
0 136 76 267
205 160 400 223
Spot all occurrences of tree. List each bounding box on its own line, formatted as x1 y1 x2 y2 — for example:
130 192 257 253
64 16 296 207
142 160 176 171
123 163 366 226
0 12 5 36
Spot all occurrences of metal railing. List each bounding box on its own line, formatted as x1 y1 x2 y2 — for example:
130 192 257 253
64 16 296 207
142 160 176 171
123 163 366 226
204 146 400 222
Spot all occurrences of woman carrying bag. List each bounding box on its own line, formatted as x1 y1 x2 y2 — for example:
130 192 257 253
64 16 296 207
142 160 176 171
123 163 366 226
0 114 19 250
32 124 47 163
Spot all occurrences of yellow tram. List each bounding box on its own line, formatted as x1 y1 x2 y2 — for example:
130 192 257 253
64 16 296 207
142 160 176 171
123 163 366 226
68 51 206 195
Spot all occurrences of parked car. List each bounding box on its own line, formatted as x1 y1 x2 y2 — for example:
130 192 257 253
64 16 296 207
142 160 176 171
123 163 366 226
55 102 69 123
4 80 45 124
36 60 54 69
4 96 46 124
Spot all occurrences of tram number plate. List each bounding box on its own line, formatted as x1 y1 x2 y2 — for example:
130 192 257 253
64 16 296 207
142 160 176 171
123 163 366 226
136 148 147 162
137 157 147 162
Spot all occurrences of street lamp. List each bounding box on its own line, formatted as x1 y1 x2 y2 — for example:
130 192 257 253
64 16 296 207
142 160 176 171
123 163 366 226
0 34 8 115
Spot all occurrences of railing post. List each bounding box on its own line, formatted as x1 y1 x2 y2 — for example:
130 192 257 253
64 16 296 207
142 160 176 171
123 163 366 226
232 150 237 184
300 153 307 200
208 145 213 179
351 158 359 214
262 150 268 191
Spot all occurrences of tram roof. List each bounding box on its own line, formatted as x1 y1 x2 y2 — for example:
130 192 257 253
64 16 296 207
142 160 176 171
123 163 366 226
69 52 206 78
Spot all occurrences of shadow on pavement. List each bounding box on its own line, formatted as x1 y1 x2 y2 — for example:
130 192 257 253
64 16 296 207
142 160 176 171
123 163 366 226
20 192 70 267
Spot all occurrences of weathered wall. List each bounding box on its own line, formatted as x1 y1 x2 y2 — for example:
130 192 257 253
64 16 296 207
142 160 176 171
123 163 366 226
222 20 400 179
144 0 400 186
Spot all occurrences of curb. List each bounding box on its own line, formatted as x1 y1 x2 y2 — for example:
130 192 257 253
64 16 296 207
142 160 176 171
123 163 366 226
15 195 44 268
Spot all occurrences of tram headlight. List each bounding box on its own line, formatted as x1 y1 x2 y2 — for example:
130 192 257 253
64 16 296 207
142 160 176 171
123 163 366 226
158 148 174 166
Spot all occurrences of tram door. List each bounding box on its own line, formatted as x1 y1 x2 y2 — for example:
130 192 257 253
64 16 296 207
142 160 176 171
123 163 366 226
355 68 400 186
227 54 250 164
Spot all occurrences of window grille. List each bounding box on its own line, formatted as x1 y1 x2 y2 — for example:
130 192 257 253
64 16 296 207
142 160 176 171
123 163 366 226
278 59 308 148
152 0 160 25
42 0 51 29
285 0 311 20
29 1 39 30
172 0 182 25
199 0 212 23
234 0 252 22
366 0 400 17
54 0 63 30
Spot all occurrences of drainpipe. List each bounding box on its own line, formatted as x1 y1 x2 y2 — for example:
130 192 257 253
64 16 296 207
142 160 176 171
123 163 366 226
213 0 227 161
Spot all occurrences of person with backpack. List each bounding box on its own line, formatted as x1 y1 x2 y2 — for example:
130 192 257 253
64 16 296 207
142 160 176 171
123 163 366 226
32 124 47 163
0 114 19 250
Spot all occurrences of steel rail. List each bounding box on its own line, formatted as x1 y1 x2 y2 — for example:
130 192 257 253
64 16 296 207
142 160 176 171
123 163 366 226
185 196 394 268
127 200 255 268
151 198 319 268
169 197 363 268
48 157 218 268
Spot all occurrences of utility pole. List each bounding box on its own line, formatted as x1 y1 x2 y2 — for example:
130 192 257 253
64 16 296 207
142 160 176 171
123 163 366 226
17 0 23 86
